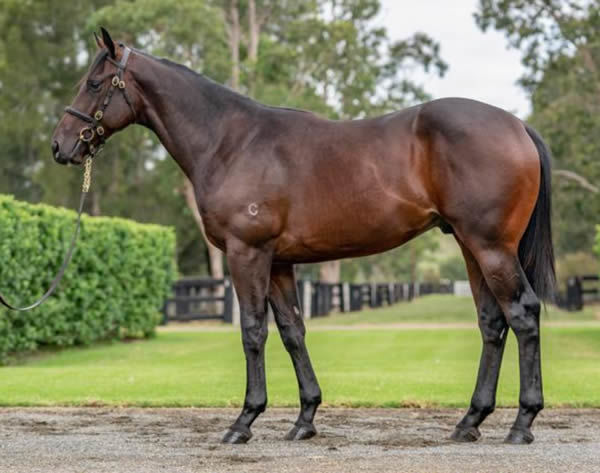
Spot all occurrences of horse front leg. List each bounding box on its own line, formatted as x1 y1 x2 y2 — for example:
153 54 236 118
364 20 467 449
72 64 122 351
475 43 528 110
269 263 322 440
222 242 272 444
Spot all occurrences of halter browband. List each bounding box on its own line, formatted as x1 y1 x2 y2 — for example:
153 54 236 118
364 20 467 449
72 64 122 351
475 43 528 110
65 45 137 158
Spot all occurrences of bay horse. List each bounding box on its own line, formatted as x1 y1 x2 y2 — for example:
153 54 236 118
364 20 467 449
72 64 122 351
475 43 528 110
52 28 555 445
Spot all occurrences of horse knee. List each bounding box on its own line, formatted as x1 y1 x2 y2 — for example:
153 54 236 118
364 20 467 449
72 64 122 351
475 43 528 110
242 323 268 355
279 323 305 353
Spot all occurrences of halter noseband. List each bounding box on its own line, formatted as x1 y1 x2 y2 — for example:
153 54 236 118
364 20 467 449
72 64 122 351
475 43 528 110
65 45 137 158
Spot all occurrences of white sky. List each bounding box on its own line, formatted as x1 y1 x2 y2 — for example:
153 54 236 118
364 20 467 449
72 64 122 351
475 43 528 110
378 0 530 118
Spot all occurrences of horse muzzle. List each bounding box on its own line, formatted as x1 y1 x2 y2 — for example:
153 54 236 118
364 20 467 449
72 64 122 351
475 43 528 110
52 140 85 165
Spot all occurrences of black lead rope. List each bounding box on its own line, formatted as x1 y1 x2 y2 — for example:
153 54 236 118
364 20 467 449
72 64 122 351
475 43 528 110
0 158 93 311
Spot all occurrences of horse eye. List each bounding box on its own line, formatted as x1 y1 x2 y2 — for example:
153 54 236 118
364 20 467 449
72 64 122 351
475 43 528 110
87 79 102 91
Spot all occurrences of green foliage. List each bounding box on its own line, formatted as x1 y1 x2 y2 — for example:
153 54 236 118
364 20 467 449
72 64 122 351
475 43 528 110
253 0 447 118
337 232 440 283
596 226 600 274
439 255 468 281
0 194 177 362
556 251 599 289
475 0 600 256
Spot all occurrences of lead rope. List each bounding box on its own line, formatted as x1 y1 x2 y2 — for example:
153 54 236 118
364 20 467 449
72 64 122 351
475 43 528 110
0 157 94 311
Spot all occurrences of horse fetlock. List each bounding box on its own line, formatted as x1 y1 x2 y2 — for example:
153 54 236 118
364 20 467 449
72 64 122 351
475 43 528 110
471 399 495 418
285 422 317 441
222 425 253 444
243 398 267 416
301 391 322 409
504 427 534 445
450 425 481 443
520 398 544 416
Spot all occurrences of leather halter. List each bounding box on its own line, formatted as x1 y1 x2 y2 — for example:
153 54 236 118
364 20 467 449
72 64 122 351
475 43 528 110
0 46 137 311
65 45 137 158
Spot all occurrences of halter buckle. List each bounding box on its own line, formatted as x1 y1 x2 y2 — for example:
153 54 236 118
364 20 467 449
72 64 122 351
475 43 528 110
94 110 103 121
96 126 105 136
112 76 120 87
118 80 126 89
80 127 95 142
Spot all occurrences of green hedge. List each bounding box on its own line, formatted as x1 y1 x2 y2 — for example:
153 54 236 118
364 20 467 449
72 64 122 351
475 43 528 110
0 194 177 362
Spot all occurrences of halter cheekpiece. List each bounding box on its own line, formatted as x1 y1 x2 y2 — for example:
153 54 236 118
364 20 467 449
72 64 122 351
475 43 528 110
65 45 137 158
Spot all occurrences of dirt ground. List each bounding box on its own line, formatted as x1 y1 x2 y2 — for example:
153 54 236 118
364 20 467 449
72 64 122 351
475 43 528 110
0 408 598 473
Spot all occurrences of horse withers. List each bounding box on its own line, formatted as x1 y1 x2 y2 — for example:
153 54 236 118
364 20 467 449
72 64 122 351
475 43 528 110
52 28 555 445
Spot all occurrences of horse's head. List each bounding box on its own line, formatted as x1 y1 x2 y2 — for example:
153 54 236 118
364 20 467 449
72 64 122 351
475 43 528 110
51 28 139 165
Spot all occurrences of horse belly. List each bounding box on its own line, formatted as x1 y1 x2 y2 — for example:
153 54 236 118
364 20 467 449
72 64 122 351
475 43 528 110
273 188 436 263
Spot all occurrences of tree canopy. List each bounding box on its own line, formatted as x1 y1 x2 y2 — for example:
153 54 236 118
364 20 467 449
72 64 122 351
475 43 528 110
0 0 447 281
476 0 600 256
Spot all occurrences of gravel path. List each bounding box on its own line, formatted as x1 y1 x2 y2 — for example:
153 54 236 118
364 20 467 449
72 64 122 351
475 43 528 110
0 408 598 472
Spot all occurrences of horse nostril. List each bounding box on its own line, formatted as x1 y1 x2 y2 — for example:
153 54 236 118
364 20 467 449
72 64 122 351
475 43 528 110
51 141 60 155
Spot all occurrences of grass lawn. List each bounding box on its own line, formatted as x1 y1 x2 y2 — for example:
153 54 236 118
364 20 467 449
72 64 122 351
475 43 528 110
307 294 599 325
0 320 598 407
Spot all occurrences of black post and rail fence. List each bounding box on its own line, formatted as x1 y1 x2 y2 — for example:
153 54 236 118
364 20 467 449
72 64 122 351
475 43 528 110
162 274 599 324
559 275 600 311
162 278 455 325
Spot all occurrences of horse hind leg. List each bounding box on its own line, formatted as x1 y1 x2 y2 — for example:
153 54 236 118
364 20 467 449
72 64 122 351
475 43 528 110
269 263 322 440
467 242 543 444
451 240 509 442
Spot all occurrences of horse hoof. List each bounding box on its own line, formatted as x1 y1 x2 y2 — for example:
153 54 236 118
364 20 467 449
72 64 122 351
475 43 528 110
222 428 252 444
504 428 534 445
450 426 481 443
285 424 317 441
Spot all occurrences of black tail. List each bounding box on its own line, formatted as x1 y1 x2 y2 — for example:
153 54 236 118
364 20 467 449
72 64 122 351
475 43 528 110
519 124 556 301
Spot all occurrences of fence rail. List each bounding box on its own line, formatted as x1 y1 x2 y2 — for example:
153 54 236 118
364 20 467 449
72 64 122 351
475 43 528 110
162 274 600 322
162 278 457 324
560 275 600 311
162 278 234 323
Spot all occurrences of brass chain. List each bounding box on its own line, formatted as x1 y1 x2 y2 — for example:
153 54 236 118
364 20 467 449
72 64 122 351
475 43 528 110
82 157 93 193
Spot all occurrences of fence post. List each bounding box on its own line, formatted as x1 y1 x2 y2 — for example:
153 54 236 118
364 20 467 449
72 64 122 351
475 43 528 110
566 276 583 311
370 283 377 307
342 282 350 312
303 280 312 319
232 284 241 326
223 279 233 323
161 302 169 325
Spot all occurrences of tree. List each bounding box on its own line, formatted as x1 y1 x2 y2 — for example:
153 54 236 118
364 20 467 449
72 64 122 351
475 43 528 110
475 0 600 255
0 0 112 202
1 0 447 281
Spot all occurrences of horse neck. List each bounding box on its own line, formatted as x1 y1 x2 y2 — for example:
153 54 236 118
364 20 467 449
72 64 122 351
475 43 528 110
131 54 259 186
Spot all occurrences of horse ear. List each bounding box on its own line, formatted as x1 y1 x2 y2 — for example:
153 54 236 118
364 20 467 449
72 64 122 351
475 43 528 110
100 26 116 59
93 31 104 49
